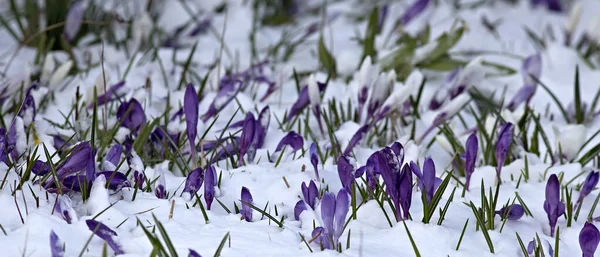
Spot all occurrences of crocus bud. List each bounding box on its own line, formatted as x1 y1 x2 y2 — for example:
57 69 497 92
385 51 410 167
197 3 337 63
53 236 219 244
576 171 600 207
240 186 253 222
397 0 430 28
48 61 73 90
184 83 199 165
580 222 600 257
301 180 319 209
182 168 204 201
55 195 77 224
204 165 217 210
544 174 565 237
464 133 478 191
495 123 513 177
309 143 320 180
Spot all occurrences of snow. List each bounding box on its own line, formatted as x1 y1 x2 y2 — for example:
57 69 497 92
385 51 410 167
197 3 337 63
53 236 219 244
1 0 600 256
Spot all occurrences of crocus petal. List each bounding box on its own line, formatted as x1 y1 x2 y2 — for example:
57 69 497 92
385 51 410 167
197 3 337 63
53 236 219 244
239 113 256 165
495 123 514 176
399 164 413 220
310 143 320 179
55 195 77 224
254 106 271 148
184 83 199 150
294 200 307 221
50 230 64 257
64 0 86 42
422 157 437 203
522 54 542 85
155 169 167 199
96 171 131 191
320 192 336 235
188 249 202 257
105 144 122 168
577 171 600 206
337 155 355 193
333 189 350 244
117 99 146 134
204 165 217 210
543 174 565 237
464 133 478 191
183 168 204 200
430 68 461 110
286 82 327 121
580 222 600 257
398 0 430 27
343 125 369 156
203 80 243 122
134 170 145 189
274 131 304 154
85 219 125 255
241 186 254 222
496 204 525 220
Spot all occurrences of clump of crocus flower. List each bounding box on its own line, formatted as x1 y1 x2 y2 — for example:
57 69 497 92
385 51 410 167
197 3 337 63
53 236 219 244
311 188 349 250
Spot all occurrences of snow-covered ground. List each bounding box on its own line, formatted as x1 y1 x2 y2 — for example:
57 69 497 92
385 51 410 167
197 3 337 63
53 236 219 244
1 0 600 256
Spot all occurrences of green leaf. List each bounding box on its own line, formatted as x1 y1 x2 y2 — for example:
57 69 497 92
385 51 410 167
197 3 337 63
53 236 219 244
574 66 584 124
416 24 465 66
417 55 464 71
133 119 160 154
318 35 337 78
362 7 379 61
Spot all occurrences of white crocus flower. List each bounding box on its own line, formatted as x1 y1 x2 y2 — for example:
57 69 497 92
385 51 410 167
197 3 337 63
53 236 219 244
435 134 454 154
554 124 587 161
457 57 485 90
40 54 54 83
358 56 378 89
86 72 111 103
440 93 470 118
131 12 154 53
48 60 73 90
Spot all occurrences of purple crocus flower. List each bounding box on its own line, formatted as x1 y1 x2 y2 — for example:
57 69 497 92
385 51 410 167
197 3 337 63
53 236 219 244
532 0 562 12
313 188 350 249
286 82 327 122
18 93 36 125
89 81 126 108
117 99 146 134
239 113 256 166
183 168 204 200
307 75 324 134
0 128 9 165
495 204 525 220
8 119 20 161
527 238 554 256
363 152 380 192
50 230 64 257
580 222 600 257
55 195 76 224
420 157 442 203
302 180 319 209
155 171 167 199
184 83 199 167
64 0 86 42
464 133 478 191
397 0 430 29
398 164 413 220
506 85 536 111
577 171 600 207
544 174 565 237
85 219 125 255
337 155 355 193
376 148 412 220
134 170 145 189
430 68 461 110
495 123 513 177
343 125 369 156
521 54 542 86
254 106 271 149
294 200 307 221
202 80 243 122
204 165 217 210
188 249 202 257
240 186 253 222
310 143 320 180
